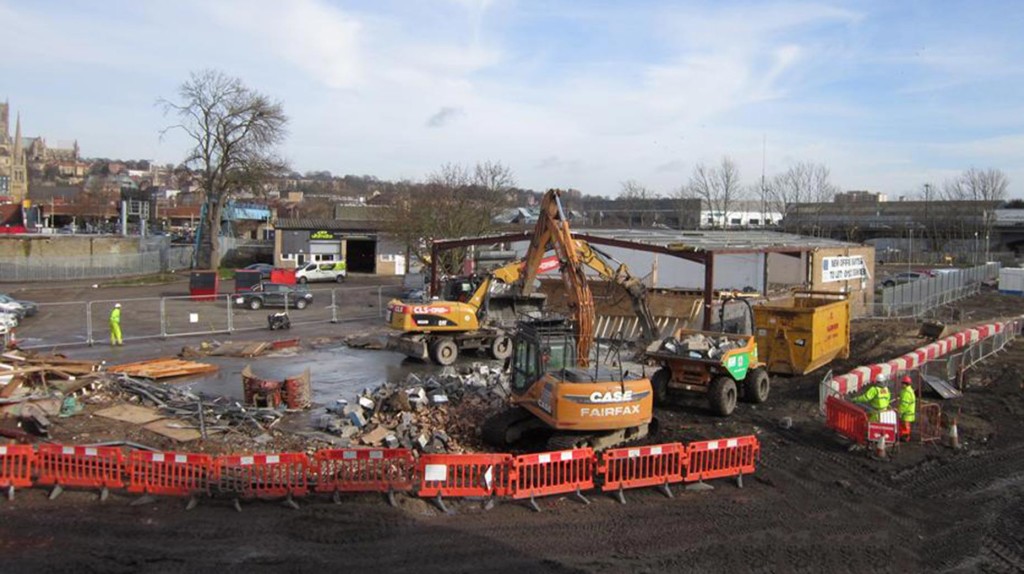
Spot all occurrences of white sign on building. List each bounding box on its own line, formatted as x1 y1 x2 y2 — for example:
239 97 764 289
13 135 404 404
821 255 867 283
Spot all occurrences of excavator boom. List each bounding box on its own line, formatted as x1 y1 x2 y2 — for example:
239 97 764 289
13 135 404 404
520 191 595 366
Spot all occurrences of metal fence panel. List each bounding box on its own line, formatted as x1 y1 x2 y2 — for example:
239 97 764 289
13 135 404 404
0 246 194 282
86 298 164 345
164 295 230 338
873 263 997 318
16 284 393 349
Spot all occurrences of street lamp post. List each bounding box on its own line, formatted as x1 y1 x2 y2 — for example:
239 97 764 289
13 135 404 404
907 228 913 275
974 232 979 266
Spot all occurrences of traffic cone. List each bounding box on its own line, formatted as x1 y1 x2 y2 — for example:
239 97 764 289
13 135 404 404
948 421 961 450
874 435 888 459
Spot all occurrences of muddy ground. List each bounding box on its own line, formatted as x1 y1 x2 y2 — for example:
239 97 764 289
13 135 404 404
4 286 1024 572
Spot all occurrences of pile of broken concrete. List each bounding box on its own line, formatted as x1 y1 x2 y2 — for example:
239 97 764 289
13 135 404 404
317 364 511 454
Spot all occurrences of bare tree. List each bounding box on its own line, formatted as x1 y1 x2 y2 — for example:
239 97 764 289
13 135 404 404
619 180 658 200
618 180 660 226
767 162 839 234
386 162 513 276
473 160 516 194
160 69 288 268
942 167 1009 255
687 157 742 228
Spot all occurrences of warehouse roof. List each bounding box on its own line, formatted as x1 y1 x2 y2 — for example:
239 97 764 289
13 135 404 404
274 218 381 232
575 228 859 253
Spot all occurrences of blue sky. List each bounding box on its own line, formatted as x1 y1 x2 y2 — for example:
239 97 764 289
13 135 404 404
3 0 1024 197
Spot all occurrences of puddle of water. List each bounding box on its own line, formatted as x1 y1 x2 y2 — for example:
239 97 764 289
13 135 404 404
179 346 488 406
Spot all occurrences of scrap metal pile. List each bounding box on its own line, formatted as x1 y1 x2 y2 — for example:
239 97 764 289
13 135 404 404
317 364 511 453
112 374 286 438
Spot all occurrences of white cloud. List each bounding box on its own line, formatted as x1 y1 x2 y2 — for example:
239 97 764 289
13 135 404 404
200 0 362 89
4 0 1024 198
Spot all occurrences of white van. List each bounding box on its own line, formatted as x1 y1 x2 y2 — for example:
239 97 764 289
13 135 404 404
295 260 347 283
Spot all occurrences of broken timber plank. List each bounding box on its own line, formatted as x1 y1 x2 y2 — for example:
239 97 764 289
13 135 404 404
109 358 218 380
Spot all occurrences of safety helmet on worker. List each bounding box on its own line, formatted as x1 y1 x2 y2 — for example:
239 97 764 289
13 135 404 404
875 374 888 384
901 376 912 384
115 303 122 308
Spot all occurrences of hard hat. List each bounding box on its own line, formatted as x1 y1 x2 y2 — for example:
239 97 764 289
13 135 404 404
875 374 888 384
115 303 122 308
902 376 912 384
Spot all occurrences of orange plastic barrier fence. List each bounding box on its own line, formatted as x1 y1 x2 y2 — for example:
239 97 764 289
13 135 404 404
0 444 35 493
825 395 869 445
35 444 125 490
510 448 595 501
417 453 513 499
684 436 759 483
599 443 685 494
127 451 213 497
314 448 416 494
214 453 310 499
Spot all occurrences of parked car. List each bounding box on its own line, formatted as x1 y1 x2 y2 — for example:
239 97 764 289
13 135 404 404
243 263 275 280
0 299 27 320
234 283 313 310
0 294 37 317
880 271 929 288
295 261 347 283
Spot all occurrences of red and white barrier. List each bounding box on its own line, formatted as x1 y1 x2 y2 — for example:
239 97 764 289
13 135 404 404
314 448 416 496
511 448 596 508
1 436 763 508
0 445 34 498
823 320 1011 410
599 443 685 502
127 451 212 498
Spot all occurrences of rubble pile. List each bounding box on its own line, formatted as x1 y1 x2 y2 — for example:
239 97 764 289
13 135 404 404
0 350 105 438
317 364 511 453
656 333 742 360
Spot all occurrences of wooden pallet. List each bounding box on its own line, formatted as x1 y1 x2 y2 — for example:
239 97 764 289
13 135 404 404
108 357 218 380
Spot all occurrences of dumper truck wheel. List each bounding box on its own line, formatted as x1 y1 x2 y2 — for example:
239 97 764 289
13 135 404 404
651 367 670 405
709 376 738 417
743 368 770 404
430 338 459 366
489 335 512 360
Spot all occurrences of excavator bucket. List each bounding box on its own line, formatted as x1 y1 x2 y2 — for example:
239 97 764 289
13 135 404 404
485 293 547 327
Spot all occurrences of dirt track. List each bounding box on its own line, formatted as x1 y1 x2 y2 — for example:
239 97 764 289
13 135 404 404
5 288 1024 572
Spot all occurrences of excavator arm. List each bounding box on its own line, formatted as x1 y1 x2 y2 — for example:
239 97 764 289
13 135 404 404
575 241 660 347
520 190 596 367
464 259 529 311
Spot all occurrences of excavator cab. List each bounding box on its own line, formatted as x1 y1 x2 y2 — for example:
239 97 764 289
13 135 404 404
509 316 579 394
484 315 655 451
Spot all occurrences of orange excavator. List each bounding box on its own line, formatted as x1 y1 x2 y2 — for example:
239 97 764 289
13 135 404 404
483 189 656 450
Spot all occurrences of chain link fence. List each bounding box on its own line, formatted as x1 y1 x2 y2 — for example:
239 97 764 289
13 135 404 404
0 246 195 281
871 263 1000 318
14 284 390 349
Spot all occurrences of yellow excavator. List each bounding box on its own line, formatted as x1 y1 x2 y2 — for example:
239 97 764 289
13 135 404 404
386 238 658 366
385 257 551 365
481 189 657 450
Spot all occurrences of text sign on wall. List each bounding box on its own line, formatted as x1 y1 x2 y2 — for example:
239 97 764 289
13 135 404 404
821 255 867 283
